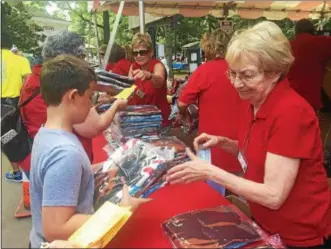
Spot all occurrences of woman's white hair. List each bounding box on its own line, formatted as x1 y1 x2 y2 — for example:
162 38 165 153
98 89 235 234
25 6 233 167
226 21 294 76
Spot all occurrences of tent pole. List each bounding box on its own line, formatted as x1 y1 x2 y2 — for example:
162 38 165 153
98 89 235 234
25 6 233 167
87 12 92 61
139 0 145 34
103 1 125 70
93 11 101 67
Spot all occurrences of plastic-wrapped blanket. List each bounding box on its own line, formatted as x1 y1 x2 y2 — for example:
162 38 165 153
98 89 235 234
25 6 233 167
163 205 262 248
94 68 134 93
94 139 175 209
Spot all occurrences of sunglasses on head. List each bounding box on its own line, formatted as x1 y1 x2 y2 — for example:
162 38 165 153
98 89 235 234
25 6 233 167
133 50 149 57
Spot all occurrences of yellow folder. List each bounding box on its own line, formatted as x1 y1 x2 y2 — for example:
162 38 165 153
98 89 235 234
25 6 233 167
68 202 132 248
114 85 137 99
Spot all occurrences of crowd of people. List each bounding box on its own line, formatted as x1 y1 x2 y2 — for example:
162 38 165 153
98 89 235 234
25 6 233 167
1 18 331 248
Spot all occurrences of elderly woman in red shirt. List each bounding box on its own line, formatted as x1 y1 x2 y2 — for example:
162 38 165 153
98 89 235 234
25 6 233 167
167 21 331 248
177 29 242 174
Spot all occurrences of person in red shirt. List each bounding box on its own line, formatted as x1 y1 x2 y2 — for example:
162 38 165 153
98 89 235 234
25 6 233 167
98 43 132 104
177 30 242 173
110 43 132 76
128 32 171 127
167 21 331 248
288 18 331 111
99 44 113 71
19 30 127 177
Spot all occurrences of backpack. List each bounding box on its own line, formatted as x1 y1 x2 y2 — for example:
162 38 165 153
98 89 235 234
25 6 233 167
1 88 40 162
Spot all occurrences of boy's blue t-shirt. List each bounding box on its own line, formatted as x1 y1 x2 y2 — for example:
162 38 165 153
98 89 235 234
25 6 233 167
29 127 94 248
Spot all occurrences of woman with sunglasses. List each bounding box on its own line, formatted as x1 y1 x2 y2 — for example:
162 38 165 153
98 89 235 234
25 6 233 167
128 33 171 128
176 30 242 174
167 21 331 248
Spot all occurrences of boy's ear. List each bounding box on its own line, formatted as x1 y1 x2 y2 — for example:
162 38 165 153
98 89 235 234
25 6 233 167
67 89 79 103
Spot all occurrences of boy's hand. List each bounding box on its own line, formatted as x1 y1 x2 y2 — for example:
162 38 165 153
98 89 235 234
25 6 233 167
114 98 128 110
98 93 116 104
120 184 152 212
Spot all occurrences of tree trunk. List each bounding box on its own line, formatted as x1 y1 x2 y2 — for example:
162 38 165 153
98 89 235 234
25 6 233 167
103 10 110 45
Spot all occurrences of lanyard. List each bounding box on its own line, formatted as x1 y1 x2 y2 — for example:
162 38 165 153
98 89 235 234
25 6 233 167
242 119 257 155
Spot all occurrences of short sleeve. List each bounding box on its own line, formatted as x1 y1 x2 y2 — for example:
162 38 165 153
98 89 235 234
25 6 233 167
20 57 31 77
178 67 206 105
42 147 83 207
267 106 319 159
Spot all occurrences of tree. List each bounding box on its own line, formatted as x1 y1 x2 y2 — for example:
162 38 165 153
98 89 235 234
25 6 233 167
2 1 45 54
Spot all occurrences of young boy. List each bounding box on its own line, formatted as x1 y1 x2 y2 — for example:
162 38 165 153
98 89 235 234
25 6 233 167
29 55 146 248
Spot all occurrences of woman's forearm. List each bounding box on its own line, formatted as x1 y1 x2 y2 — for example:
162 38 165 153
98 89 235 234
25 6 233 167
150 73 165 88
207 166 281 210
220 137 239 156
74 103 119 138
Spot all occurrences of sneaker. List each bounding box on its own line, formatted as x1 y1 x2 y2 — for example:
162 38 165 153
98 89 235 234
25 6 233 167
5 171 22 182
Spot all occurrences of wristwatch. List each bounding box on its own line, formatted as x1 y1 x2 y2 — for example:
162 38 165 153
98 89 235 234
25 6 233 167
40 242 50 248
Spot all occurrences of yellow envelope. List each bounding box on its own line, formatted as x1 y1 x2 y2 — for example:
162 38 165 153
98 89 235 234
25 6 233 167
114 85 137 99
69 202 132 248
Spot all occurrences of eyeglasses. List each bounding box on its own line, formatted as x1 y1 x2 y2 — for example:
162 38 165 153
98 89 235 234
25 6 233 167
226 69 262 84
132 50 149 57
78 54 87 59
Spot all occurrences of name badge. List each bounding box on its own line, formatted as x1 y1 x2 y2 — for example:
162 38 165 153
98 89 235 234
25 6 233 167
238 151 248 173
135 89 145 99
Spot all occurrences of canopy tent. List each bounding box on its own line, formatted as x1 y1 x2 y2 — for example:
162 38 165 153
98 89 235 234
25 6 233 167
94 1 331 21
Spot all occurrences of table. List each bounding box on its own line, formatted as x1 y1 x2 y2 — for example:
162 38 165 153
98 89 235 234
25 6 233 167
92 135 230 248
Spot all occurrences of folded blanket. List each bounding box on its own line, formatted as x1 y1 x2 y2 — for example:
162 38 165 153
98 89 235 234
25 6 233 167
95 68 134 85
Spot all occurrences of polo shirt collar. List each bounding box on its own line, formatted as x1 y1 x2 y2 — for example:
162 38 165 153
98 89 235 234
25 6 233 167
254 79 290 120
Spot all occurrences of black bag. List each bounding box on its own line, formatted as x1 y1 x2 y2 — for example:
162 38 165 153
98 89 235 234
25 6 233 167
1 88 40 162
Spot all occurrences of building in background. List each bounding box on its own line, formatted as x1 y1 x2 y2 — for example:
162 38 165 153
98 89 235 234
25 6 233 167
29 9 70 37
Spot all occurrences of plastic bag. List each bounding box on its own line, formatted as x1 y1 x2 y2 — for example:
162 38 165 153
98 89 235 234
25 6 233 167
163 205 262 248
95 139 174 209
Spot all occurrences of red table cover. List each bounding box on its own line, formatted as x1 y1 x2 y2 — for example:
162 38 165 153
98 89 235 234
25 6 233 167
92 134 230 248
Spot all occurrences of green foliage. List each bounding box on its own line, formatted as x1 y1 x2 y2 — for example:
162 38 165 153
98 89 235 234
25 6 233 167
2 1 45 55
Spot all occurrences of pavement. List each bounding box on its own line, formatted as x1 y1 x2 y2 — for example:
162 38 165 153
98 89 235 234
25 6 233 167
2 154 31 248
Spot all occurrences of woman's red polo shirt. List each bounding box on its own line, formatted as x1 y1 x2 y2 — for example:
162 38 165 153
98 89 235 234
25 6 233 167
238 79 331 247
288 34 331 109
179 59 242 173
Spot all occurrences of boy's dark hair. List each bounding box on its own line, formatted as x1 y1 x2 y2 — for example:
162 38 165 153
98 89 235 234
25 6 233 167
40 55 96 106
295 19 315 35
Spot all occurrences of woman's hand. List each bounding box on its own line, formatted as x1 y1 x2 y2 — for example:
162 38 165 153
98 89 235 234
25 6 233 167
132 69 151 81
193 133 226 151
120 184 152 212
166 148 212 185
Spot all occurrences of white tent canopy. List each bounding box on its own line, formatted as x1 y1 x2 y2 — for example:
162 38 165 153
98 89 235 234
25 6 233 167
95 1 331 21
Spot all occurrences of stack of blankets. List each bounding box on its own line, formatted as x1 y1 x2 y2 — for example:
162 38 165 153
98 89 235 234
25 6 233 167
109 105 163 146
95 68 134 93
96 137 190 210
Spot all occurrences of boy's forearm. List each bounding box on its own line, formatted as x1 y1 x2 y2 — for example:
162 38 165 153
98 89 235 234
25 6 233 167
45 214 91 242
